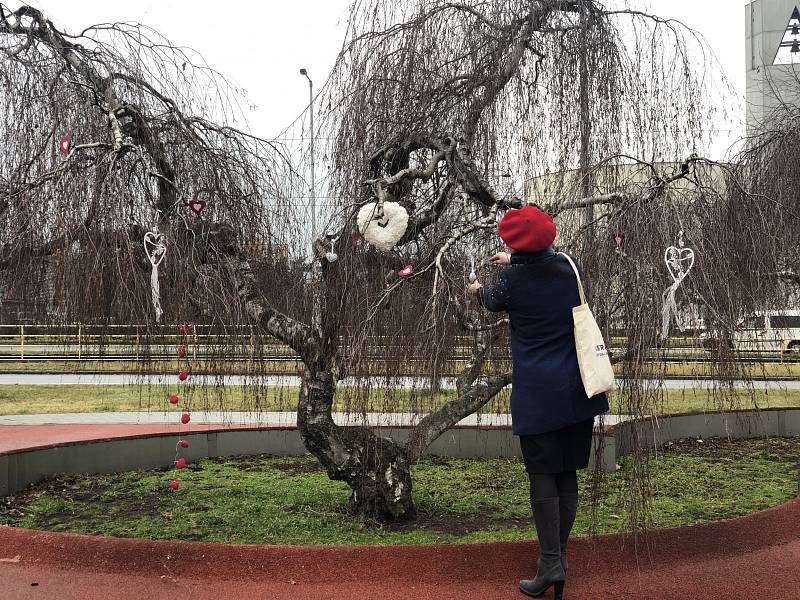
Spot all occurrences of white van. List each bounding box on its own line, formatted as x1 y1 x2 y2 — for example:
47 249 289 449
733 310 800 354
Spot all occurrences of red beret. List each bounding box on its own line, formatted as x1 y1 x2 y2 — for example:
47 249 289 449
498 205 556 252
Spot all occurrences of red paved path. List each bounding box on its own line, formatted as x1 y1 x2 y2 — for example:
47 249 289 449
1 424 799 599
0 423 276 454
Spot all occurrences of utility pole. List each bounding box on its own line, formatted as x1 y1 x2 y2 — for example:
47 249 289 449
300 68 316 238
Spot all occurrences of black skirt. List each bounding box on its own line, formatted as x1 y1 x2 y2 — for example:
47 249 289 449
519 418 595 474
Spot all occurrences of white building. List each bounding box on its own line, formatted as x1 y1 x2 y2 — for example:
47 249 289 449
745 0 800 131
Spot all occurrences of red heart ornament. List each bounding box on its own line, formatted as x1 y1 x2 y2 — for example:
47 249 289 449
179 324 189 335
613 232 625 247
398 264 414 277
58 135 72 156
188 200 206 215
169 480 180 490
180 413 191 424
178 345 186 358
175 458 187 469
179 439 189 448
169 394 179 405
178 370 189 381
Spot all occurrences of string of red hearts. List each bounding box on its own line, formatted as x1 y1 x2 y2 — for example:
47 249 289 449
168 199 206 490
167 325 191 490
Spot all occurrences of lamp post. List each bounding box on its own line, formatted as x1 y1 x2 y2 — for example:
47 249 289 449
299 68 316 238
578 4 593 241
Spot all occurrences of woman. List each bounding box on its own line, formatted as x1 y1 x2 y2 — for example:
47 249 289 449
467 205 609 599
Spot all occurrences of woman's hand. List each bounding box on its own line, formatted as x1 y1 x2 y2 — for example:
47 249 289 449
467 280 482 295
489 252 511 265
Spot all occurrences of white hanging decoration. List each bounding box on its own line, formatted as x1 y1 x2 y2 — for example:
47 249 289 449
468 253 477 282
356 201 409 253
325 236 339 263
661 235 694 340
143 230 167 323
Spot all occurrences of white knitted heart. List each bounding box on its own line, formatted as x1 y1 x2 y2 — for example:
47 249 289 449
356 201 409 253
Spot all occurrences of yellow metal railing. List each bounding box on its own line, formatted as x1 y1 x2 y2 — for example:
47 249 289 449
0 324 797 362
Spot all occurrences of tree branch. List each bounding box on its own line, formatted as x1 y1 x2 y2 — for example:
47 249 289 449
224 255 314 358
405 368 512 464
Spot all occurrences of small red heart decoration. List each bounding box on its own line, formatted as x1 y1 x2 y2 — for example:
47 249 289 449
180 413 191 424
58 135 72 156
175 458 187 469
188 200 206 215
398 264 414 277
178 370 189 381
351 235 364 249
169 394 179 405
613 232 624 247
179 439 189 448
178 345 186 358
169 480 180 490
179 324 189 335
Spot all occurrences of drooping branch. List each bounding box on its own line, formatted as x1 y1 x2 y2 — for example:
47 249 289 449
547 192 628 215
777 271 800 285
0 5 181 214
543 154 703 217
405 368 512 464
224 255 313 358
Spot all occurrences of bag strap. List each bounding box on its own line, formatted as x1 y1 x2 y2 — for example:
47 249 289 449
558 252 587 306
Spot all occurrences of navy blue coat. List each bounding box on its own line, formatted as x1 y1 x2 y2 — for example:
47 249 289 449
478 247 609 436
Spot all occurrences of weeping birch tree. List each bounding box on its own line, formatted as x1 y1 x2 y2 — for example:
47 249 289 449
0 0 792 525
308 0 786 522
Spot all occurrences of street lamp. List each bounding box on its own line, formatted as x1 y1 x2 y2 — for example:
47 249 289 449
299 68 315 238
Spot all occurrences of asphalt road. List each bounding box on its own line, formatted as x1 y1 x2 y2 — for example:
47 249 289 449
0 373 798 389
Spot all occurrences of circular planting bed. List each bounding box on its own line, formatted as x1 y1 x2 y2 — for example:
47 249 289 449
2 436 797 545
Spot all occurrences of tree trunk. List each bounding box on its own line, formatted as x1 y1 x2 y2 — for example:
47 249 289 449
297 366 416 521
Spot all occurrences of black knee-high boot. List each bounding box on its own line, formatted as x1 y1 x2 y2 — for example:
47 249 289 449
559 492 578 573
519 497 566 597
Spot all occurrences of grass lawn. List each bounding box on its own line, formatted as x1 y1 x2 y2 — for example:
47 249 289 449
609 387 800 415
0 384 301 415
1 437 797 545
1 384 800 416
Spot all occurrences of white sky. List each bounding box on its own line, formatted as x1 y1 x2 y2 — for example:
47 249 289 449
26 0 750 156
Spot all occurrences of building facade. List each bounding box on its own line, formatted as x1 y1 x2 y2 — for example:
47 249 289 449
746 0 800 131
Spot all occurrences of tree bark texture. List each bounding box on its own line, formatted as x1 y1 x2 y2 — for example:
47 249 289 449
297 367 416 521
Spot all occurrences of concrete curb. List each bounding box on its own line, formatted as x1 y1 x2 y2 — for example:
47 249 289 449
1 408 798 496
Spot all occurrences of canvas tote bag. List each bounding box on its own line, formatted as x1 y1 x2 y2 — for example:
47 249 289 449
558 252 615 397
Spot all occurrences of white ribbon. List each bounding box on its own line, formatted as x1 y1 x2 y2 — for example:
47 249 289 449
660 245 694 340
143 231 167 323
150 268 162 322
469 254 477 282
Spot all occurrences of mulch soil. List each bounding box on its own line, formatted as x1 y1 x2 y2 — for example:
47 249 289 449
659 435 800 462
